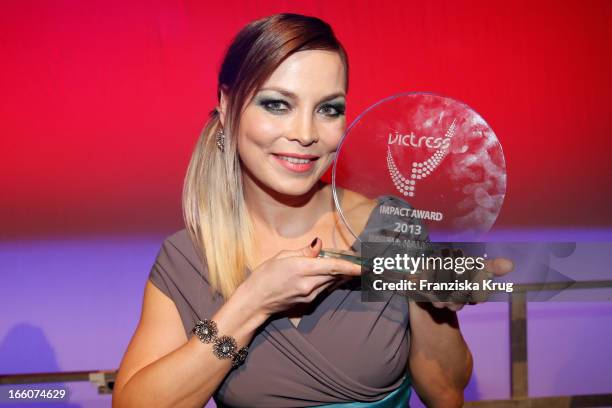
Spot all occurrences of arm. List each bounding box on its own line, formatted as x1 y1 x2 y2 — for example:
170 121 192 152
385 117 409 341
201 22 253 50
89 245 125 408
407 302 473 408
112 281 267 408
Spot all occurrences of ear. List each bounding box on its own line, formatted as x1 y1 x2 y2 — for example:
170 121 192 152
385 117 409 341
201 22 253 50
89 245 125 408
218 86 229 128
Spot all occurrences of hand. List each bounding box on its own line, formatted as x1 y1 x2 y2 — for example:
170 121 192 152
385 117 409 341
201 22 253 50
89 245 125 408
237 238 362 319
430 255 515 312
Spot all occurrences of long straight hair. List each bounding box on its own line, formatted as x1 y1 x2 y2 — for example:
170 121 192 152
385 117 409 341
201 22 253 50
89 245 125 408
182 13 349 301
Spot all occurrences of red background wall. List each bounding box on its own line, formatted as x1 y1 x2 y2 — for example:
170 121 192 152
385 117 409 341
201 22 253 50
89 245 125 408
2 0 611 240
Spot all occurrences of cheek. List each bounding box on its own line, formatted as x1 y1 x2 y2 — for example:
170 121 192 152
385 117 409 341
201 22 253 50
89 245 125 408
319 119 346 150
237 108 282 152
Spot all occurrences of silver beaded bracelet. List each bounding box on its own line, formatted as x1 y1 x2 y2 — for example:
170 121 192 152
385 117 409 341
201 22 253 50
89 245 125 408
192 319 249 368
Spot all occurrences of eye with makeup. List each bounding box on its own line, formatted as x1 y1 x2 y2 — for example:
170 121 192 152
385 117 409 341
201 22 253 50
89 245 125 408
255 95 345 118
317 102 345 118
256 97 290 114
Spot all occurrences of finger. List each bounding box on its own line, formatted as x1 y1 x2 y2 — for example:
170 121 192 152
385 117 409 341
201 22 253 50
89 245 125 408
276 237 322 260
484 257 515 277
301 237 322 258
447 288 474 304
298 276 338 303
293 274 333 297
446 302 465 312
431 301 464 312
301 257 362 277
303 280 336 303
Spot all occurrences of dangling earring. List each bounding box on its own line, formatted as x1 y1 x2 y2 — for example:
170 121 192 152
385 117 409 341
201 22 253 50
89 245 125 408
216 128 225 152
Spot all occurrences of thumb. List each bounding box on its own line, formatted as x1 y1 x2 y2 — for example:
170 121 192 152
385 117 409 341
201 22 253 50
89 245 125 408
301 237 322 258
275 237 322 260
485 257 515 277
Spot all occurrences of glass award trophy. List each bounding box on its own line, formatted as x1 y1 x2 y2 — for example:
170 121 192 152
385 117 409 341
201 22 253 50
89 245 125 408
317 92 507 296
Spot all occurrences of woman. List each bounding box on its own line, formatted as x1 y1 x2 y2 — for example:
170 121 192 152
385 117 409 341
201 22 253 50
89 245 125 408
113 13 507 408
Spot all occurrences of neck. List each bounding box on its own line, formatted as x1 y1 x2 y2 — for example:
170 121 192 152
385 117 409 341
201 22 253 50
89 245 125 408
242 168 332 240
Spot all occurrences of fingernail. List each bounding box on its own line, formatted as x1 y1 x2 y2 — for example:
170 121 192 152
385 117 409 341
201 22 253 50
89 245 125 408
310 237 319 248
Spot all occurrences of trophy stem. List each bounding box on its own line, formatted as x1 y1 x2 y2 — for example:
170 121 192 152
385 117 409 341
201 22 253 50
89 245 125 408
317 249 372 267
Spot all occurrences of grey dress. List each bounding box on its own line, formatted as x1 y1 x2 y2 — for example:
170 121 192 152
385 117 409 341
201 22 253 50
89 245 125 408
148 196 421 407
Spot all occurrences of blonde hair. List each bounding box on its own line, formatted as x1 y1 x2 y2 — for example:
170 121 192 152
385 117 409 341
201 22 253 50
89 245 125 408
182 13 349 301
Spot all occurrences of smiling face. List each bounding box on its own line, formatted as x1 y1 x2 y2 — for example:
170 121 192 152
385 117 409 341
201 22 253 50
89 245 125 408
232 49 347 197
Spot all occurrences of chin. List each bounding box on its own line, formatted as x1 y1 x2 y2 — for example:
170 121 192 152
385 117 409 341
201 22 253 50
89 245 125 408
273 181 318 197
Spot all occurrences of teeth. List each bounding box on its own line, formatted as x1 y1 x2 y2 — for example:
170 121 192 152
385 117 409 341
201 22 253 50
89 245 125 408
277 155 312 164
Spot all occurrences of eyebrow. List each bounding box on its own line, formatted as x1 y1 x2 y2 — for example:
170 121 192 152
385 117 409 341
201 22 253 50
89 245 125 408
258 87 346 103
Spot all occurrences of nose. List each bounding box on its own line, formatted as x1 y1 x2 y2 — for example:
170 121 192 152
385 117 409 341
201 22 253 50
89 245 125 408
290 109 319 145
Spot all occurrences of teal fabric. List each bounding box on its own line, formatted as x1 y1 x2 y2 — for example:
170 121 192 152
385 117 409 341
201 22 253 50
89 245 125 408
312 375 411 407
